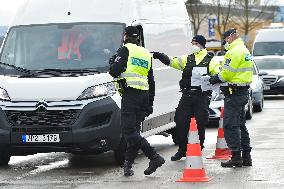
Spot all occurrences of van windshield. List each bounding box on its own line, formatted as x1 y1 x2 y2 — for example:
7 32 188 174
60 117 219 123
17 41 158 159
0 23 124 74
254 58 284 69
253 42 284 56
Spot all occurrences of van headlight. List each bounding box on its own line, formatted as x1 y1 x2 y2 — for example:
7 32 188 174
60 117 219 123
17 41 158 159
77 82 117 100
0 87 10 101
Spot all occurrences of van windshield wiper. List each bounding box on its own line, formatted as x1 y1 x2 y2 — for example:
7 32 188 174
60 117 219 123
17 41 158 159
36 68 100 74
63 68 101 74
0 61 35 76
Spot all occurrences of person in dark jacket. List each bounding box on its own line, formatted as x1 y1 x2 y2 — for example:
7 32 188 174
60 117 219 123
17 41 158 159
152 35 220 161
109 26 165 176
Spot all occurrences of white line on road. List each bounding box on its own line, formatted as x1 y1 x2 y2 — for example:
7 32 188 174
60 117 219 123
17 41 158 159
153 67 172 71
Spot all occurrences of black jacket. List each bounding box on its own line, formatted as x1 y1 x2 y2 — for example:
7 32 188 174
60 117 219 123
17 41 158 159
109 39 155 107
154 52 212 95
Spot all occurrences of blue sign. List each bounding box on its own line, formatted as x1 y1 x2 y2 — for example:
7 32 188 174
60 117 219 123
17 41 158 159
274 6 284 22
208 18 216 38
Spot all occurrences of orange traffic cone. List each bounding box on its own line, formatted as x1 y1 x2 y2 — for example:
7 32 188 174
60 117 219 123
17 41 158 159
177 117 212 182
207 107 231 160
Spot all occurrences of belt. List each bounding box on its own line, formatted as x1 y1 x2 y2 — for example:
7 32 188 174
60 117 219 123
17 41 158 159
182 88 210 96
221 85 249 95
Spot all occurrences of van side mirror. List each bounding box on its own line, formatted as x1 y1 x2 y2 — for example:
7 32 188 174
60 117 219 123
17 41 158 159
259 71 268 76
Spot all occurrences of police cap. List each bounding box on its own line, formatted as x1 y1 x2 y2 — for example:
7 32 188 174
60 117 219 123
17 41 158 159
192 35 206 48
222 28 237 39
124 26 139 38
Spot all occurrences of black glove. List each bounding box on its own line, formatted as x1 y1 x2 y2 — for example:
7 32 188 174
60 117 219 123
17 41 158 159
109 54 117 65
209 75 222 85
145 106 153 117
152 52 163 59
151 52 170 65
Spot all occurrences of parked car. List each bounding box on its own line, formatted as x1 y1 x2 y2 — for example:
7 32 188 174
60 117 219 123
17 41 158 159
251 62 264 112
209 89 253 122
253 56 284 95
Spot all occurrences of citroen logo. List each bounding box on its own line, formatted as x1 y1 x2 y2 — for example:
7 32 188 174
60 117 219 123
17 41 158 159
35 100 48 111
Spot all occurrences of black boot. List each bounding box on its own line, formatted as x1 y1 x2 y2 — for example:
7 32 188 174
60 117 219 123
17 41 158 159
242 151 252 166
171 150 186 161
221 151 243 168
144 154 165 175
124 161 134 176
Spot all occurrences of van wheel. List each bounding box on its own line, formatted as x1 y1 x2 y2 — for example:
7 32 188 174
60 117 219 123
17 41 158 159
0 149 11 166
114 138 126 166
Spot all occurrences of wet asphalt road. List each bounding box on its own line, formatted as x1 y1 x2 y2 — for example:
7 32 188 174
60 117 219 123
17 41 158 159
1 95 284 189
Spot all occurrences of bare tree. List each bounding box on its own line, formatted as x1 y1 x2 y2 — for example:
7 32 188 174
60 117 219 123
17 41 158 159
231 0 278 43
185 0 213 35
212 0 233 40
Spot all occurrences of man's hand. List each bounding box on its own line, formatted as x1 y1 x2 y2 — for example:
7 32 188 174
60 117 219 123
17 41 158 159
151 52 163 59
151 52 171 65
209 75 222 85
145 106 153 117
109 54 117 65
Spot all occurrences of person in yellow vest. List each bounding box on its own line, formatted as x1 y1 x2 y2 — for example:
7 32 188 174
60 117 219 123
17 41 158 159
153 35 220 161
109 26 165 176
209 28 253 167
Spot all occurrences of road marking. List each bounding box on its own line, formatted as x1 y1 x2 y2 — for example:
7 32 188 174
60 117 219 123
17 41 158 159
153 67 172 71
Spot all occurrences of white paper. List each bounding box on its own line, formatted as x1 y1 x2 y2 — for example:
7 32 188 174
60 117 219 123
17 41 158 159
191 78 202 86
192 67 207 76
191 67 208 86
200 75 211 91
200 76 228 92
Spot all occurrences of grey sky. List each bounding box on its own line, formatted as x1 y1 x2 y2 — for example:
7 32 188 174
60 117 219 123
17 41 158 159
0 0 284 25
0 0 26 25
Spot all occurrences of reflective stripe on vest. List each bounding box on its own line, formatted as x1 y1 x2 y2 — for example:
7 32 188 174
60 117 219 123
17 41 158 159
116 73 149 90
223 65 253 73
228 82 250 86
120 73 148 80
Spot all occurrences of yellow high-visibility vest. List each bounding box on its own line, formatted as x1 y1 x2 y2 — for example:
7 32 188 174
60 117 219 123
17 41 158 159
116 43 151 91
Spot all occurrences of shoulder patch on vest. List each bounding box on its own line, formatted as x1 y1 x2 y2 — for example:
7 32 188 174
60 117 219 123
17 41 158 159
245 54 252 61
225 58 231 66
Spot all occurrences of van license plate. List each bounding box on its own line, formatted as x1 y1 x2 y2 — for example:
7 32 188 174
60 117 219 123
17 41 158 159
264 85 270 90
22 134 60 143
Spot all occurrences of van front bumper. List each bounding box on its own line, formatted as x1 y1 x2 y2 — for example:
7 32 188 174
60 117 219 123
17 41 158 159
0 97 121 155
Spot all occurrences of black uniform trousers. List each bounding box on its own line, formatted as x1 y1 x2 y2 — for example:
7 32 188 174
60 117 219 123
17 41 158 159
223 90 252 152
175 93 210 153
121 87 156 164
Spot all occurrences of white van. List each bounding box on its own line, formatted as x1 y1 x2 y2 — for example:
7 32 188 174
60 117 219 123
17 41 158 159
0 0 192 165
252 28 284 56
